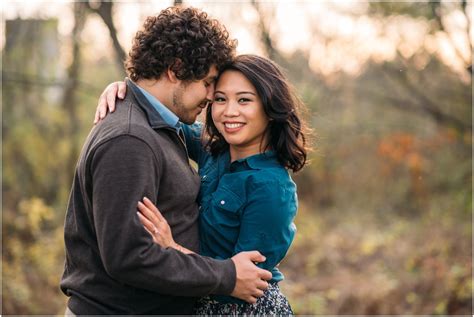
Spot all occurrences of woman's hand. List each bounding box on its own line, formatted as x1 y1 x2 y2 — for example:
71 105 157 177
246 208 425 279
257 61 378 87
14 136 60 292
94 81 127 124
137 197 176 248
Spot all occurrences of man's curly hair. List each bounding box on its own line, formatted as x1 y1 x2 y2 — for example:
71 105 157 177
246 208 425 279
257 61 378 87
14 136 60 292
126 7 237 82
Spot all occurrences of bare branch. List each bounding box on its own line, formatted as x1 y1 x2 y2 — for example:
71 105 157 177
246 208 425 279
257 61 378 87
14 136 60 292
62 1 88 180
378 58 470 134
251 1 279 60
430 1 471 75
461 0 473 74
85 1 127 76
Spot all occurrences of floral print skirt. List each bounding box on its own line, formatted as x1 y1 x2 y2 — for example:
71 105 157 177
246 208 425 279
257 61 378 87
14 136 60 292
193 282 293 315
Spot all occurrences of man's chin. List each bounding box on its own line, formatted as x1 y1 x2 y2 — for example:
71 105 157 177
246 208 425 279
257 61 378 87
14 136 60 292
181 116 198 125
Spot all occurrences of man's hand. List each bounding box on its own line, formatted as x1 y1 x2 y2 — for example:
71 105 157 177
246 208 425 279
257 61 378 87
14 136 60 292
230 251 272 304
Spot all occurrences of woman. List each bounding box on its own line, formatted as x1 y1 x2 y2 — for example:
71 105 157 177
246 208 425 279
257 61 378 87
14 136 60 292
96 54 309 315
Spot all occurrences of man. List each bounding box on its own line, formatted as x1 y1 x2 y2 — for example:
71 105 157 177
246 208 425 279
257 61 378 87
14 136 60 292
60 7 271 315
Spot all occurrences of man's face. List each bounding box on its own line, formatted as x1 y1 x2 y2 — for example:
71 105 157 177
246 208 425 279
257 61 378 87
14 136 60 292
172 65 218 124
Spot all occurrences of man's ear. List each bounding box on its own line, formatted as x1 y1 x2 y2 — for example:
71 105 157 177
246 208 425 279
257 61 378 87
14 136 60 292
166 68 179 83
167 59 183 84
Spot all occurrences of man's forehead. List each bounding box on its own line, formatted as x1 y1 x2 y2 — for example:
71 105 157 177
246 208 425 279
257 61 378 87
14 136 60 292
207 65 218 79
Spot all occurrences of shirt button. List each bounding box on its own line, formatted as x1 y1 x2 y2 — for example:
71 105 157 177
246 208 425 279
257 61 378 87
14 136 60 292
202 175 207 179
220 200 225 205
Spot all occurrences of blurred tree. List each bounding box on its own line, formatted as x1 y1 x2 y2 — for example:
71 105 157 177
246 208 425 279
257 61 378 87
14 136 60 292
63 2 88 182
2 18 69 314
250 1 279 61
365 0 472 135
84 1 126 73
369 0 472 76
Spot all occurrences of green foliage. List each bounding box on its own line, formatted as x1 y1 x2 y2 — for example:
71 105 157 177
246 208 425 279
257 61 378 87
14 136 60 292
368 1 438 20
3 197 65 314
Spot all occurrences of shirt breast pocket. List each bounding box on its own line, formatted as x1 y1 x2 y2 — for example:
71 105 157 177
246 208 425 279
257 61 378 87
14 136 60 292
210 188 244 227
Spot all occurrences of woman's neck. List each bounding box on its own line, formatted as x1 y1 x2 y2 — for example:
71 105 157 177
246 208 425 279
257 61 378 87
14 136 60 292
229 138 270 162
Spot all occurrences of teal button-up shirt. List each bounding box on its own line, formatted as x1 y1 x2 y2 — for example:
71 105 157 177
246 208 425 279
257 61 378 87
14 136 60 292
182 122 298 303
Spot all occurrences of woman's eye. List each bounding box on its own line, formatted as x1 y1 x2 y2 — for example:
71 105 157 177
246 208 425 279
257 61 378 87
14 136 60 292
238 98 251 103
214 97 225 102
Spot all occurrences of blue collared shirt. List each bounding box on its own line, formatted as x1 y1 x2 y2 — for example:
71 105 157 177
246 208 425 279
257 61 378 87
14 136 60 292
136 84 182 133
182 122 298 304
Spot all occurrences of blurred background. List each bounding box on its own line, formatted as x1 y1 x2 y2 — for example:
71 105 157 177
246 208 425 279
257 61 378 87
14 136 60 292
2 0 472 315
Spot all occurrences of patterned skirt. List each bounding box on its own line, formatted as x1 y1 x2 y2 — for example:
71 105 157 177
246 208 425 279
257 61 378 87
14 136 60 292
193 282 293 315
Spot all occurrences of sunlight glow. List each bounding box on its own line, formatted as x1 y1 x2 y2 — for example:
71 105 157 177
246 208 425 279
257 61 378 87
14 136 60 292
2 0 471 79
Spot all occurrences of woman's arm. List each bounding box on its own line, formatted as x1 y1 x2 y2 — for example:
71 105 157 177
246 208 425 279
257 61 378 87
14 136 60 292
181 123 206 163
233 181 297 272
137 197 195 254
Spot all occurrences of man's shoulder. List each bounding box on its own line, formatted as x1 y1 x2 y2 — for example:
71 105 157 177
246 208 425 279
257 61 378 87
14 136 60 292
97 100 157 137
84 100 162 156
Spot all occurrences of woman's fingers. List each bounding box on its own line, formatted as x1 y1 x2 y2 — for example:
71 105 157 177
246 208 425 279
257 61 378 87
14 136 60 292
93 108 100 125
137 212 158 236
143 197 167 223
137 201 161 226
94 94 106 124
105 83 119 114
117 81 127 99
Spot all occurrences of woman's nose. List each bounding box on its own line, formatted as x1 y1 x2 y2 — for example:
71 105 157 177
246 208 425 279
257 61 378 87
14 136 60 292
223 101 239 117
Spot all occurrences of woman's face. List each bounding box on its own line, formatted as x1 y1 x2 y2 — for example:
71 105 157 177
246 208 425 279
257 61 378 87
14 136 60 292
211 70 270 152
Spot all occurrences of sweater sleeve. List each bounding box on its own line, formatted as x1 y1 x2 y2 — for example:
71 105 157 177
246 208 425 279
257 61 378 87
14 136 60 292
90 135 236 296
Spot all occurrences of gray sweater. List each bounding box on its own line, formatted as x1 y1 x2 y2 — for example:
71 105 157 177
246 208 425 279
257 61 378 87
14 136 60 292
60 79 236 314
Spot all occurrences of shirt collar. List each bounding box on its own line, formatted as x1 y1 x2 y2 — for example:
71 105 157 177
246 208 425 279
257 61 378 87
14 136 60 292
134 81 182 132
229 151 280 171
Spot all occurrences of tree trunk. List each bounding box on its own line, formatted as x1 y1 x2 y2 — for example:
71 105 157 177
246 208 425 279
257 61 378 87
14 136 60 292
85 1 127 75
62 2 88 181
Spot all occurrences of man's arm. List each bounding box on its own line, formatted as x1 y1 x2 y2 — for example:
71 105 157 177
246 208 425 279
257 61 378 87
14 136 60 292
90 135 236 296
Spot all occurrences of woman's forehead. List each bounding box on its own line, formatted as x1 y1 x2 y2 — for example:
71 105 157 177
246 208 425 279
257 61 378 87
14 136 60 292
215 70 255 91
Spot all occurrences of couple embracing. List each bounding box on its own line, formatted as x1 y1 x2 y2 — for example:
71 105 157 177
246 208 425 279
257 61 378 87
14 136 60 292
61 6 309 315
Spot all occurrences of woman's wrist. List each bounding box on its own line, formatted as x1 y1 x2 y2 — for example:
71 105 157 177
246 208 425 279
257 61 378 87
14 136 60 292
171 241 182 252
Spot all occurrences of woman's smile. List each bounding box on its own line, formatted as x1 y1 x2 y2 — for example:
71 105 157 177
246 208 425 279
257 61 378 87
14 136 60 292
223 121 246 133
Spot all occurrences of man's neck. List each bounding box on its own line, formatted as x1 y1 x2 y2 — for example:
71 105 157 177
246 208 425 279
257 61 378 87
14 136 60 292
135 78 171 108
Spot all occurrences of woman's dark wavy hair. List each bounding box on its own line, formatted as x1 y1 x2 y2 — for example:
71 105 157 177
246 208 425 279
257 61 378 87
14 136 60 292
126 7 236 82
205 54 310 173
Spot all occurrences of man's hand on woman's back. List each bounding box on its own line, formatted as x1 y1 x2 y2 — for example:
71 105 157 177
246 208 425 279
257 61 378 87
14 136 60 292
231 251 272 304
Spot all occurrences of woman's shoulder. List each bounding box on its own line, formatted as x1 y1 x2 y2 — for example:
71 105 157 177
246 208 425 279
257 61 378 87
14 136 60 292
247 165 293 185
243 169 296 202
182 121 204 137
